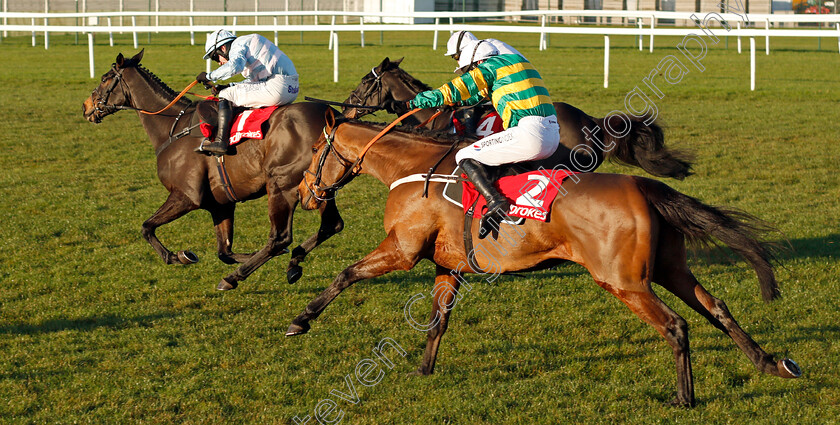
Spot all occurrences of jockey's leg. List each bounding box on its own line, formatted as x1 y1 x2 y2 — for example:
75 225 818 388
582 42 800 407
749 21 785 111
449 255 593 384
196 98 232 155
458 158 508 240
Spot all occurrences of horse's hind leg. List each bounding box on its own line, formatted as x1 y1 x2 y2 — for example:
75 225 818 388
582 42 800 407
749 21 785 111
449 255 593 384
596 280 696 407
141 190 200 265
653 229 801 379
210 203 257 264
286 199 344 284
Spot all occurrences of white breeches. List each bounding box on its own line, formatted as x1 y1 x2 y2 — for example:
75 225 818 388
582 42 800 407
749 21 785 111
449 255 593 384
219 74 300 108
454 115 560 166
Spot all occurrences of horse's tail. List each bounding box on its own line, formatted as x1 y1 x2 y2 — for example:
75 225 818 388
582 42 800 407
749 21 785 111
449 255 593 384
634 177 780 302
599 114 694 180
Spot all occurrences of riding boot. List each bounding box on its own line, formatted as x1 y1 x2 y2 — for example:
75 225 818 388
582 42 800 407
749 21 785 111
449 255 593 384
460 158 509 239
196 99 233 155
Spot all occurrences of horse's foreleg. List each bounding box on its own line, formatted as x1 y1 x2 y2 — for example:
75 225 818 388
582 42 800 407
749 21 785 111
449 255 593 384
286 199 344 284
596 280 695 407
141 191 199 265
411 266 461 376
210 203 255 264
216 190 295 290
286 231 417 336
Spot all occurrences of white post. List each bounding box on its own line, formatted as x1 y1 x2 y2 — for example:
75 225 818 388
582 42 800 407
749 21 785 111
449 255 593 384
274 17 278 45
155 0 159 31
108 17 113 47
737 21 742 54
88 32 95 78
189 0 194 45
3 0 8 38
206 58 210 73
649 15 655 52
285 0 289 25
836 23 839 54
132 16 138 49
449 17 453 34
333 33 339 83
604 35 610 88
638 18 643 51
765 18 770 55
750 37 756 91
343 0 348 24
433 17 439 50
32 18 37 47
255 0 259 25
44 0 49 49
360 17 364 47
329 15 335 50
119 0 123 27
233 16 237 29
540 14 546 51
314 0 319 25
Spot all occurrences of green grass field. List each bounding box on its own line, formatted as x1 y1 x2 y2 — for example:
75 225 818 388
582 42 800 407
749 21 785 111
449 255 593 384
1 28 838 423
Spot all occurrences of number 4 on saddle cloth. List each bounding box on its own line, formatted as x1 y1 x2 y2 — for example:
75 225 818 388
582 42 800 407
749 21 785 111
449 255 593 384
199 105 278 146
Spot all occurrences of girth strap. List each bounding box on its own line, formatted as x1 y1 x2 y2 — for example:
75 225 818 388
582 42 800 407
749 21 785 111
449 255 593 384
215 156 240 203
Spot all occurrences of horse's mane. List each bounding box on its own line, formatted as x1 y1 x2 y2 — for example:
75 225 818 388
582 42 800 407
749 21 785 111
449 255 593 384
388 64 432 94
133 63 181 100
346 118 474 147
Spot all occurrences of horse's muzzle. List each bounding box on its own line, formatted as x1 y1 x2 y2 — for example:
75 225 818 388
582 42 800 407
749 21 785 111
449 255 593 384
82 98 102 123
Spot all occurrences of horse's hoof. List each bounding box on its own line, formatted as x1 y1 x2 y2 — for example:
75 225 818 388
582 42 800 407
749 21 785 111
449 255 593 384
177 250 199 264
286 265 303 285
668 397 695 408
778 358 802 379
216 278 238 291
285 321 310 336
406 368 428 377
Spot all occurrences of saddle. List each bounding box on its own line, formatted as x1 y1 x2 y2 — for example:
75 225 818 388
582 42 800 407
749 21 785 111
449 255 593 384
196 100 277 147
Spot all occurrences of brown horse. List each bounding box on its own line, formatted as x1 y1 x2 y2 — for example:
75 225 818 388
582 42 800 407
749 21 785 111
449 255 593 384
343 57 694 179
286 115 801 407
82 50 344 290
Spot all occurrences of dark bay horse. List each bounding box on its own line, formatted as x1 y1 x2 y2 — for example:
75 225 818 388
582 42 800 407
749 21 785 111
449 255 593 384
343 57 694 179
286 116 801 407
83 50 344 290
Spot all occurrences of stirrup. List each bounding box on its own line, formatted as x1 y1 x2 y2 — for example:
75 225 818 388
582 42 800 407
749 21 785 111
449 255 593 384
478 203 508 240
195 139 227 156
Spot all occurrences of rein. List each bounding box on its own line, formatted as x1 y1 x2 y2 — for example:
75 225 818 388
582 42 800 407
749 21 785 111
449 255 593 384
93 63 199 117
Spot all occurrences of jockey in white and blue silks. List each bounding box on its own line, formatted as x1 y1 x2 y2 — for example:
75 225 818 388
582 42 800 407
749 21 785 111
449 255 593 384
195 29 299 155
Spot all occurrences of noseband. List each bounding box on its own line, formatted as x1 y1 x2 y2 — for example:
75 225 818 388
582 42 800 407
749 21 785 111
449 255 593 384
302 123 360 202
91 64 130 120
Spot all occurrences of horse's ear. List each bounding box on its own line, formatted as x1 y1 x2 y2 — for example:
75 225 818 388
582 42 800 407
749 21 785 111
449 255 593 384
392 57 404 67
325 108 336 132
130 49 144 65
115 53 125 67
378 57 391 69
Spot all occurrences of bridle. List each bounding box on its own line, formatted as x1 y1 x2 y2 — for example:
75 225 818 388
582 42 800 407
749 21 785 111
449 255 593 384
346 67 385 119
301 123 358 202
303 108 422 202
90 64 131 121
91 63 198 122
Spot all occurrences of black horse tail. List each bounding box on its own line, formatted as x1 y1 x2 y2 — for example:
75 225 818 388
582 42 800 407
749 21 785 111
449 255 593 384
599 114 694 180
635 177 780 302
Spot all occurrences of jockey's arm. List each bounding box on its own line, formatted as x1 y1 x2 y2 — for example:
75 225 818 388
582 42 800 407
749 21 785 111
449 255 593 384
411 67 493 109
207 41 248 83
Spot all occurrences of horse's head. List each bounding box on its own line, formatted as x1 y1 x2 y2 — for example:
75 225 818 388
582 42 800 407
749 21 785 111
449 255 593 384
83 50 144 123
343 57 429 119
299 110 359 210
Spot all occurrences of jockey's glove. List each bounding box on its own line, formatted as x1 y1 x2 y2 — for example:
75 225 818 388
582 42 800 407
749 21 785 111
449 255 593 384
196 72 213 89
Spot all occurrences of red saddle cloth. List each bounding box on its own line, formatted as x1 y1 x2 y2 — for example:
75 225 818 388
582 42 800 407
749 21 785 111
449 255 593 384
462 169 578 222
229 106 278 145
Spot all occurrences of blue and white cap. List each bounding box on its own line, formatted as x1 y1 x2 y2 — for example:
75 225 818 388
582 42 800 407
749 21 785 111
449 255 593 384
203 29 236 60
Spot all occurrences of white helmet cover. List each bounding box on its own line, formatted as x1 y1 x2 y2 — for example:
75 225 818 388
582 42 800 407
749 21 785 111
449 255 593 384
457 40 499 71
444 31 478 56
204 29 236 60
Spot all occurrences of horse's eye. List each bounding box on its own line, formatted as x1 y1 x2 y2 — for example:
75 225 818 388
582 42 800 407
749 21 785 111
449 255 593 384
312 147 318 153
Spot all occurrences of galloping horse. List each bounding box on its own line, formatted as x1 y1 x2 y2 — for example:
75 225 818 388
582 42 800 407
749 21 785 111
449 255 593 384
83 50 344 290
286 115 801 407
343 57 694 179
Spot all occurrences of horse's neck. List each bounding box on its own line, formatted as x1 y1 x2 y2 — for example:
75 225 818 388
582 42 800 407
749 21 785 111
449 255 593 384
128 71 191 151
346 126 454 187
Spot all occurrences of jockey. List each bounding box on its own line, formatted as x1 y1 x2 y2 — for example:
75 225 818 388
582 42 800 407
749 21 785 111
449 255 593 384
444 32 527 138
195 29 299 155
411 39 560 238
